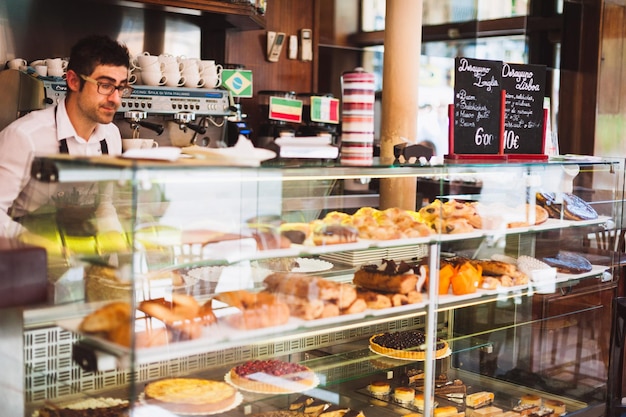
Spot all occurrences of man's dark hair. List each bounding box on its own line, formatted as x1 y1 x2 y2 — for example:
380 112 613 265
67 35 131 77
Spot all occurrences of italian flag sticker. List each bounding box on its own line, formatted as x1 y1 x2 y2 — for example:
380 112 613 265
311 96 340 124
269 96 303 123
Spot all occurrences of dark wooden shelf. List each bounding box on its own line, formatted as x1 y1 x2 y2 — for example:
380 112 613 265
347 16 559 46
109 0 266 30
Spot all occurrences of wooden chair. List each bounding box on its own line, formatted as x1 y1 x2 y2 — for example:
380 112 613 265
607 297 626 417
583 228 626 253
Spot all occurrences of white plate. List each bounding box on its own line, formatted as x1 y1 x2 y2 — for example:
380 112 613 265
292 258 334 273
138 392 243 415
299 310 368 328
121 146 182 161
224 371 320 394
182 145 276 166
368 236 432 248
298 240 372 255
367 300 427 317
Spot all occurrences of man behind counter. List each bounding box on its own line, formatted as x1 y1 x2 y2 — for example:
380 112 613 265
0 35 132 253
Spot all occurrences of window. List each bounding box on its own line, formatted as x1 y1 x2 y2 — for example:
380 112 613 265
359 0 560 155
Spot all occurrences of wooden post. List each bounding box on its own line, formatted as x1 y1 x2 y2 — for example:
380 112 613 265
379 0 423 210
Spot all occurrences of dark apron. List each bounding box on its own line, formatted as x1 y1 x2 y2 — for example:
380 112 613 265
16 107 110 237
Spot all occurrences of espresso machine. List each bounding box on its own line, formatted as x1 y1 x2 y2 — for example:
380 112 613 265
296 92 339 145
254 90 299 150
223 63 253 147
0 69 233 147
0 69 47 130
116 85 232 147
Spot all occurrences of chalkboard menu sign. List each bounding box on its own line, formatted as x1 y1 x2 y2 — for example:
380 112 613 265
452 57 504 156
501 63 546 155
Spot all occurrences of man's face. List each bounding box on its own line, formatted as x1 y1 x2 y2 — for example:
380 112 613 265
74 65 129 125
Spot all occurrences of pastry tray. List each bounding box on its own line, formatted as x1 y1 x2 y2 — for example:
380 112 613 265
59 265 607 362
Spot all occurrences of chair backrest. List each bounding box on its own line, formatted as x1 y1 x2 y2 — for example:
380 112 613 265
587 229 626 252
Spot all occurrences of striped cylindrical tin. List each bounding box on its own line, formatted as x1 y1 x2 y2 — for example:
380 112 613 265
340 67 375 165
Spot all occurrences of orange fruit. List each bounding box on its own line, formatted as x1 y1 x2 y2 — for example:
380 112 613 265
438 263 456 295
451 262 481 295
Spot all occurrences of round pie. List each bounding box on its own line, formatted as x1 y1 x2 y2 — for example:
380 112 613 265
144 378 237 414
229 359 317 393
369 330 449 360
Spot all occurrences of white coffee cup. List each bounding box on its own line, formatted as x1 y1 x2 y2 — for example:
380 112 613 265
163 61 184 73
158 54 178 64
183 73 205 88
127 72 138 85
199 65 221 78
30 59 45 67
200 61 221 85
138 60 164 72
180 58 199 72
130 70 142 85
141 70 167 86
200 60 222 74
133 54 161 70
45 58 68 70
164 72 185 87
7 58 27 70
122 138 159 151
202 73 221 89
34 65 48 77
48 67 65 78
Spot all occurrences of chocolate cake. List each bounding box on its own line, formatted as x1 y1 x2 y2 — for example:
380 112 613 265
542 251 592 274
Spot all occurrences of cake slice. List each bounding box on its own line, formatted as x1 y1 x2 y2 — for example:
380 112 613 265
466 392 494 408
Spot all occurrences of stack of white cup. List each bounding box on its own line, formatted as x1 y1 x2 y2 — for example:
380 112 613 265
199 60 223 89
45 58 68 78
6 58 27 71
179 57 205 88
128 52 222 88
159 54 185 87
22 57 68 78
131 52 166 86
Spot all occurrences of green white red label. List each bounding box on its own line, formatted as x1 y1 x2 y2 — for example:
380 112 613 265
311 96 340 124
269 96 303 123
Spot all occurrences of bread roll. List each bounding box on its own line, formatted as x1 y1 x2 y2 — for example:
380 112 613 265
341 298 367 315
106 320 132 347
225 301 290 329
356 289 392 309
263 272 357 308
320 302 340 318
273 293 325 320
388 293 409 306
79 301 132 333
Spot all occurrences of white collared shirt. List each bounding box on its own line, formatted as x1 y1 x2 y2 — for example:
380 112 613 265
0 99 122 237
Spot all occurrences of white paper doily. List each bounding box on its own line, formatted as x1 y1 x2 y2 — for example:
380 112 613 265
291 258 333 273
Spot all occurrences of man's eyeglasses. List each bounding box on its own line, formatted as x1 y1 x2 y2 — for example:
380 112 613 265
80 74 134 98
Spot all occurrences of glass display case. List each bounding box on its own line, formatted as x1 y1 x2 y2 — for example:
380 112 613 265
3 155 624 417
